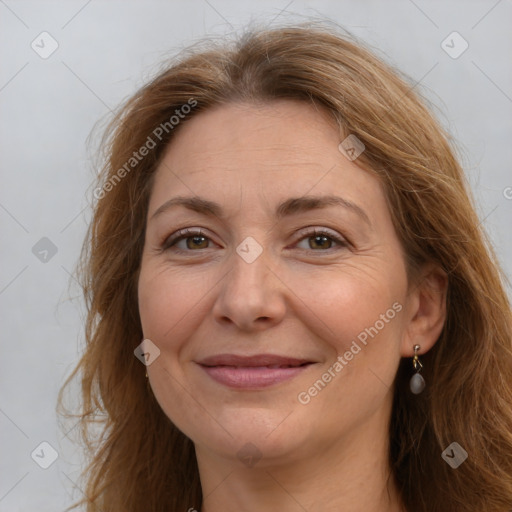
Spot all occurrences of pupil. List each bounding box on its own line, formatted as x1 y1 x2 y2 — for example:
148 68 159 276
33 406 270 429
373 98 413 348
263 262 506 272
190 236 206 248
313 235 329 249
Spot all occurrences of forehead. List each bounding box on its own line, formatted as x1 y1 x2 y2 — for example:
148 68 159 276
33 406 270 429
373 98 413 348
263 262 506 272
160 100 340 170
148 100 385 221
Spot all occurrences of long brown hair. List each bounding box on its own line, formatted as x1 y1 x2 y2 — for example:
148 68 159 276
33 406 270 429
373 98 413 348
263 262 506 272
58 22 512 512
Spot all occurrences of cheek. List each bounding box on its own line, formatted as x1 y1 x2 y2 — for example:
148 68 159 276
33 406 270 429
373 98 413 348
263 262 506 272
294 272 403 433
293 265 403 351
138 264 211 343
137 266 214 436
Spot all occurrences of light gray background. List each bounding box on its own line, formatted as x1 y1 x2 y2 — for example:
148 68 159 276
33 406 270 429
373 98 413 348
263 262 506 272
1 1 511 510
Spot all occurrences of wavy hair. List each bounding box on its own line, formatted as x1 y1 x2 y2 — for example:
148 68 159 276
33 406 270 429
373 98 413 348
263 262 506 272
58 22 512 512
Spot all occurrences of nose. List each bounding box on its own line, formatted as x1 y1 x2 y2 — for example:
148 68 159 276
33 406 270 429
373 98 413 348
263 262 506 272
211 243 286 332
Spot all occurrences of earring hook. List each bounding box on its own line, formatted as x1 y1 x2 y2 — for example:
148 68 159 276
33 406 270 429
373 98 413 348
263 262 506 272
412 344 423 372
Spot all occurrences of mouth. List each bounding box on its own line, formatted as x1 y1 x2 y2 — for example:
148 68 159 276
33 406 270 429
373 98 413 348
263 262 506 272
195 354 316 389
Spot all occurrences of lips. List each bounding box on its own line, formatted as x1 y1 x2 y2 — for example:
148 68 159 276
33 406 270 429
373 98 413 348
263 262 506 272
198 354 312 367
196 354 315 389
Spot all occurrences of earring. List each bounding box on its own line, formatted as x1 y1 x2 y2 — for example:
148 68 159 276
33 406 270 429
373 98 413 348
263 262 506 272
409 344 425 394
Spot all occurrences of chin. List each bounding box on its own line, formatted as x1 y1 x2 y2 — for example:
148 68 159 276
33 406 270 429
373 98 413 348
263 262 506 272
192 407 315 466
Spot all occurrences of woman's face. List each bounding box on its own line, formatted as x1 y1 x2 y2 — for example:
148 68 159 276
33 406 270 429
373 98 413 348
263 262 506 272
138 99 414 466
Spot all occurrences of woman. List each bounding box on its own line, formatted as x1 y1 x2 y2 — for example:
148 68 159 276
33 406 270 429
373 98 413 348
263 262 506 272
59 23 512 512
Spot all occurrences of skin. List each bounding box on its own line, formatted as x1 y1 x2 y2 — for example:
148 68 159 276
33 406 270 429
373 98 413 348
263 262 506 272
137 99 447 512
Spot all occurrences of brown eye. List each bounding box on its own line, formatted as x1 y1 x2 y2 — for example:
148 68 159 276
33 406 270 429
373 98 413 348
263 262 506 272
163 227 348 254
184 235 209 250
163 228 213 252
294 228 348 252
308 234 334 250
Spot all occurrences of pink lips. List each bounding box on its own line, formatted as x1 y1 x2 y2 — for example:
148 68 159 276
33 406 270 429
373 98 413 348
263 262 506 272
196 354 314 389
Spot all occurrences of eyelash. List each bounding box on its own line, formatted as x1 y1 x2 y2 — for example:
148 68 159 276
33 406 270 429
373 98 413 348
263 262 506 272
161 227 350 254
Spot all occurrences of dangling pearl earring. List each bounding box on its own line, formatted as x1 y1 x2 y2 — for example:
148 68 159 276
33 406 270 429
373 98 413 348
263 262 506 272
409 344 425 394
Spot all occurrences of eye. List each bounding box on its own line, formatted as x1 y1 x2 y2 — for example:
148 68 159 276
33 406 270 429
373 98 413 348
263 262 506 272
161 227 349 254
162 228 213 252
293 227 349 251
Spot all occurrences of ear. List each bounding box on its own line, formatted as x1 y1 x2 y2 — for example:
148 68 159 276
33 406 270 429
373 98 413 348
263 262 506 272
400 263 448 357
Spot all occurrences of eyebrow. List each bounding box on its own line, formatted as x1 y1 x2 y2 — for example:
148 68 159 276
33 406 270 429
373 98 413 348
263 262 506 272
150 194 372 227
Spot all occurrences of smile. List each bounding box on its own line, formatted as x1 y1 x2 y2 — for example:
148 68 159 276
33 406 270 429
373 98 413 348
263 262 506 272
196 354 316 389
